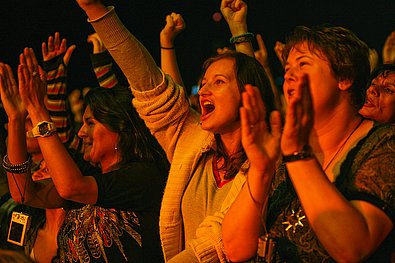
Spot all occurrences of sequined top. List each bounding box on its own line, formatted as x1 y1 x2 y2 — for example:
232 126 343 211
260 123 395 263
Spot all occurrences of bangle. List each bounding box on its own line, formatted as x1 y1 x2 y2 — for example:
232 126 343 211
161 46 175 50
229 32 255 44
2 154 32 174
282 145 314 163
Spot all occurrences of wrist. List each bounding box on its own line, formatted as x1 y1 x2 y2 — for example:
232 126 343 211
282 145 314 163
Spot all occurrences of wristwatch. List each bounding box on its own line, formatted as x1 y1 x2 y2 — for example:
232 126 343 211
27 121 56 138
282 145 314 163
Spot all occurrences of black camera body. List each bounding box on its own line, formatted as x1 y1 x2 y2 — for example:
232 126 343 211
7 212 31 246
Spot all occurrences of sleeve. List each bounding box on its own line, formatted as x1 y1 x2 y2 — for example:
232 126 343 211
347 126 395 223
90 50 119 88
43 56 82 152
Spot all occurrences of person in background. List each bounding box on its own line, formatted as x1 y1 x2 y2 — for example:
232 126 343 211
0 45 168 262
222 25 394 262
383 30 395 64
75 0 278 261
359 63 395 124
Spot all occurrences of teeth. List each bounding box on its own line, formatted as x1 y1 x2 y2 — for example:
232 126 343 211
203 101 213 106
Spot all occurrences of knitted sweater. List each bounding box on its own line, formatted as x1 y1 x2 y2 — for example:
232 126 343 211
88 7 248 262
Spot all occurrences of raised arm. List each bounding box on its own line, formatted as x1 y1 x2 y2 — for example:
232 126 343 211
222 85 282 262
87 33 119 88
0 59 65 208
42 32 82 152
160 12 186 87
221 0 254 57
76 0 162 91
19 48 98 205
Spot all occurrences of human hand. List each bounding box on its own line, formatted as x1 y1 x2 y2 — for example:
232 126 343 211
254 34 269 68
281 74 313 155
87 33 106 54
18 48 47 113
42 32 76 65
274 41 285 67
240 84 282 173
0 63 27 120
220 0 248 35
160 13 186 48
382 31 395 64
368 48 379 72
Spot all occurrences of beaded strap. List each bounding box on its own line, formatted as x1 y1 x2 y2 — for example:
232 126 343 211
229 32 255 44
2 154 32 174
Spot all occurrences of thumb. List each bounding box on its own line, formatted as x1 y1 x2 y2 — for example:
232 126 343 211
63 45 76 66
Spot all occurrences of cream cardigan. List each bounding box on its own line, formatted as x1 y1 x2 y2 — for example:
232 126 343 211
89 8 248 262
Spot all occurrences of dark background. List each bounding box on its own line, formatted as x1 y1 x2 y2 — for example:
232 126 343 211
0 0 394 94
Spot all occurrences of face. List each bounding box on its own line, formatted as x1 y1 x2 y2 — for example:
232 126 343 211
78 106 120 171
359 72 395 123
198 58 241 134
283 43 343 116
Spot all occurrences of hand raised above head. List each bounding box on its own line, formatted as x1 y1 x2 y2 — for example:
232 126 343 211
160 13 186 48
254 34 269 68
42 32 76 65
220 0 247 34
0 63 27 120
382 30 395 64
18 48 47 113
87 33 106 54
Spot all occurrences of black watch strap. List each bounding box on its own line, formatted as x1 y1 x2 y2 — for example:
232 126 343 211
283 145 314 163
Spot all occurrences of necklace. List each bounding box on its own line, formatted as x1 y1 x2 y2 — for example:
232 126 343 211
322 118 364 171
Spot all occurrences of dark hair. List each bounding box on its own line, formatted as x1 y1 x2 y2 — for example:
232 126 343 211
200 51 275 179
282 25 370 109
370 63 395 83
83 85 169 171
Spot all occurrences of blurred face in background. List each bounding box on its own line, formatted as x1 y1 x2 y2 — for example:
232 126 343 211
359 71 395 123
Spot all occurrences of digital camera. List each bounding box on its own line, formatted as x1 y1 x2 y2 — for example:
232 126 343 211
7 212 31 246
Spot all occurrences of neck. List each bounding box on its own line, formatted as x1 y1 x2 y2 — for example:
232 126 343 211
217 128 242 156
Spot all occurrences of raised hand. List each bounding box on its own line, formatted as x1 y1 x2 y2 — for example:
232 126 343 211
274 41 285 67
240 84 282 173
160 13 186 49
0 63 27 120
254 34 269 68
368 48 379 72
42 32 76 65
281 74 313 155
382 30 395 64
87 33 106 54
18 48 47 112
220 0 248 34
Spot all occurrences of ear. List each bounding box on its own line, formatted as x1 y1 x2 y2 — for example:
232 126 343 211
338 79 353 91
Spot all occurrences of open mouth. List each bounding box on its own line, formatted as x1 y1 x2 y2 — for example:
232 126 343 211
201 100 215 116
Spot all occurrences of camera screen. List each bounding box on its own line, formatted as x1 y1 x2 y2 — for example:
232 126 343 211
8 221 24 243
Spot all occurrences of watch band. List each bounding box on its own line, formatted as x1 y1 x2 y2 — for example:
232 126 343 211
26 121 56 138
282 145 314 163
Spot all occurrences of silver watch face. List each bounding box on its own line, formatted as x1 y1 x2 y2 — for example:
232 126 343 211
38 122 50 135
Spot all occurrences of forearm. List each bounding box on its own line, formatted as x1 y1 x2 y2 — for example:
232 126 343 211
160 49 184 87
286 158 377 260
90 51 119 88
86 6 162 90
27 107 95 203
222 167 272 262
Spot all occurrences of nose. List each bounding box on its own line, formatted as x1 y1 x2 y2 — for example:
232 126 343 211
367 85 379 97
77 123 87 139
284 66 298 83
197 83 210 96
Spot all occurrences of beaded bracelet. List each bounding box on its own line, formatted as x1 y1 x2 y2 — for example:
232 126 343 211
2 154 32 174
229 32 255 44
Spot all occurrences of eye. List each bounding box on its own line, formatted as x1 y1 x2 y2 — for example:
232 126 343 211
214 79 225 85
382 86 395 94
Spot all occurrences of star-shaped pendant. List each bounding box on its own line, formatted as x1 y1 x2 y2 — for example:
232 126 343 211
282 208 306 233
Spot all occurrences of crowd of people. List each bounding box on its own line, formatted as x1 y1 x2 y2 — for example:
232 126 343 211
0 0 393 262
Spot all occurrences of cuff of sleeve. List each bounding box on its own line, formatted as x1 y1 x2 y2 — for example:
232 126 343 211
189 238 222 263
90 50 112 67
43 55 64 72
